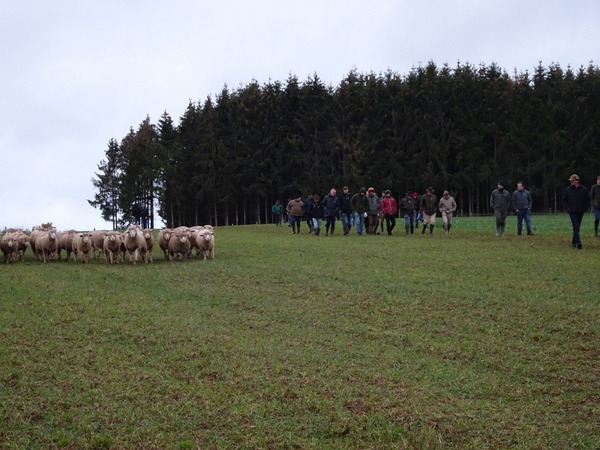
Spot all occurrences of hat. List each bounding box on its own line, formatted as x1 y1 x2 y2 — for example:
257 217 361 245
384 190 391 195
427 187 434 192
360 187 366 193
367 187 375 193
569 174 579 182
412 192 418 197
406 191 413 195
497 180 505 186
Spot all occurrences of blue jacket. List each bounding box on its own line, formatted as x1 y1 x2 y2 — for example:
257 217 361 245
322 194 340 218
511 189 532 210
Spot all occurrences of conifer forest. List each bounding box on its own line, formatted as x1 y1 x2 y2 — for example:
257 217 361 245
89 62 600 229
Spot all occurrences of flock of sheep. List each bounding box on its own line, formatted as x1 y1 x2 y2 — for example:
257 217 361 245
0 225 215 264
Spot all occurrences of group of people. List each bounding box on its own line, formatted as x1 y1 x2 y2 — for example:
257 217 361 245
275 186 458 237
271 173 600 248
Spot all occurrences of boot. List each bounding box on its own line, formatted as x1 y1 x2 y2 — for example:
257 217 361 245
410 225 414 234
430 225 434 234
422 225 427 234
405 224 409 234
331 223 335 235
448 224 451 233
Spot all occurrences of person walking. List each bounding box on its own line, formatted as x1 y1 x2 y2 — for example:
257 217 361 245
322 188 340 236
420 187 438 234
351 187 369 235
286 195 304 234
562 174 589 249
438 190 457 233
304 194 314 234
366 187 381 235
339 186 353 235
380 190 398 235
511 181 534 236
272 200 283 226
590 175 600 237
413 191 423 226
310 194 324 236
399 191 416 234
490 180 510 236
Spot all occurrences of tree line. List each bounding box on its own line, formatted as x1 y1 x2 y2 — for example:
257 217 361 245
89 61 600 229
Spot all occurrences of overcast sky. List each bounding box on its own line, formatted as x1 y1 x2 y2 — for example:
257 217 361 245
1 0 598 231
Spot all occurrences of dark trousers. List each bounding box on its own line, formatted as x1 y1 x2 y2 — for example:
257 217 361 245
385 215 396 234
516 209 532 234
569 212 584 244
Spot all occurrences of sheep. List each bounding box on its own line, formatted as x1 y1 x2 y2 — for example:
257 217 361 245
35 228 59 262
103 231 122 264
168 233 191 261
57 230 77 261
9 231 30 261
142 228 154 262
73 232 93 263
195 229 215 260
157 228 173 261
1 233 19 263
90 231 106 258
123 225 148 265
189 226 206 257
29 227 47 260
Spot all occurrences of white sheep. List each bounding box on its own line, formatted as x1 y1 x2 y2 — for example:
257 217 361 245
195 228 215 260
123 225 148 265
35 228 59 263
168 233 191 261
142 228 154 262
103 231 122 264
1 233 20 263
73 232 93 263
90 230 106 259
57 230 77 261
157 228 173 260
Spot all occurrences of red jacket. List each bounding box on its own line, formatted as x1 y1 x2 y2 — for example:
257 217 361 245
380 196 398 216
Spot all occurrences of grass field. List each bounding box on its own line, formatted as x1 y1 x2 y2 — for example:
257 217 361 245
1 215 599 449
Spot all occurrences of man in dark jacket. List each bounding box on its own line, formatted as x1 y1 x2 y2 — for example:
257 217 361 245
322 188 340 236
490 180 510 236
399 191 416 234
351 187 369 235
420 187 438 234
339 186 353 235
590 175 600 237
511 181 534 236
562 174 590 249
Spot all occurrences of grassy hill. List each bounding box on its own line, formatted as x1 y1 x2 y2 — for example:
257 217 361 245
1 215 599 448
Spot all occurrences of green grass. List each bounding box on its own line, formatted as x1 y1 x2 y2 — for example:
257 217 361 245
1 215 599 449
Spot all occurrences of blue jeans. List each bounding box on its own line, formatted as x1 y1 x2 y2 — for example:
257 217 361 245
312 218 322 232
341 212 352 234
352 211 364 235
516 209 532 234
569 212 584 245
404 213 414 227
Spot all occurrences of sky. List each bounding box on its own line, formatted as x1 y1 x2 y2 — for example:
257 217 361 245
1 0 598 231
